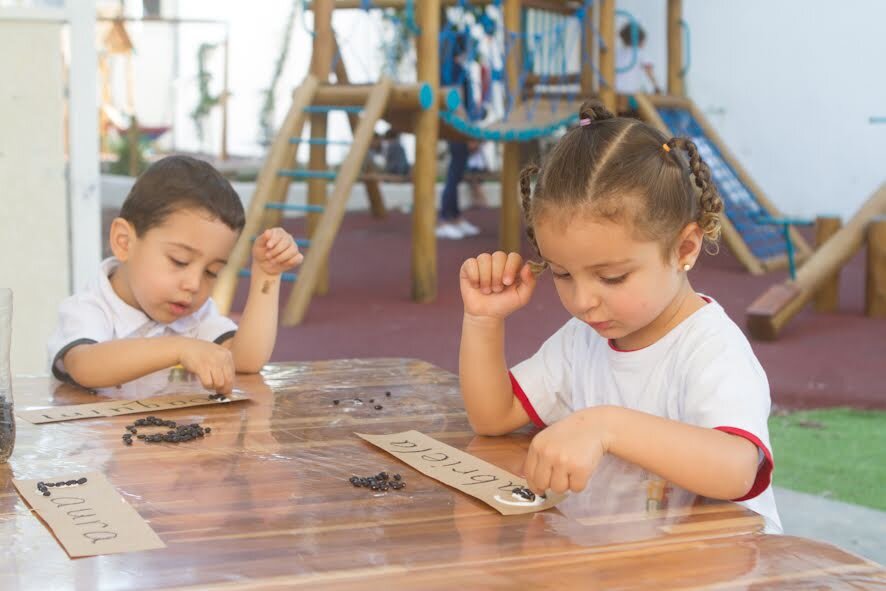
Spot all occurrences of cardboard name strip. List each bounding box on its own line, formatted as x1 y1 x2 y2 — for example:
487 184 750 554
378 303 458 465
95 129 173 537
16 391 248 424
12 472 165 557
357 430 565 515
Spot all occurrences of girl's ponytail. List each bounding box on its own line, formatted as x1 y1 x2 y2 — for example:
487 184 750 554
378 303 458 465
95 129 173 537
666 137 723 247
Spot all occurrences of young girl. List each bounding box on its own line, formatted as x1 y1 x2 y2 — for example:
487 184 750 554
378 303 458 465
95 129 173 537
458 102 781 533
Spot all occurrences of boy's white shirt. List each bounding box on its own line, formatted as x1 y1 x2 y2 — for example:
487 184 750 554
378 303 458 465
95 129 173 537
510 297 783 533
47 257 237 382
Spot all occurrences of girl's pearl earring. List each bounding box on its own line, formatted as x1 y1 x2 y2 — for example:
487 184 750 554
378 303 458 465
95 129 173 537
683 263 692 272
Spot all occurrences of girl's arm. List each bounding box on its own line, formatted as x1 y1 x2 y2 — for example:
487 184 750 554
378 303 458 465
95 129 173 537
226 228 303 373
459 314 529 435
459 252 538 435
524 406 760 500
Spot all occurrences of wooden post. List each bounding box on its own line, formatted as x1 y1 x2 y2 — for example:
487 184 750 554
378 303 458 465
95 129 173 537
598 0 616 112
866 215 886 317
813 215 842 312
667 0 684 97
580 1 594 97
412 0 440 302
309 0 335 295
501 0 522 252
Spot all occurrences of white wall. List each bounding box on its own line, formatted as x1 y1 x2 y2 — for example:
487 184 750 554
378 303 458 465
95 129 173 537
619 0 886 220
0 20 69 375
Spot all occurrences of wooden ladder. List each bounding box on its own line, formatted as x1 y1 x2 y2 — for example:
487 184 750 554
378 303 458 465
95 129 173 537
212 76 393 326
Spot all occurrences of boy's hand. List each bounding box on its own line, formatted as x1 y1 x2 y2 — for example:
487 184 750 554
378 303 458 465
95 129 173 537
522 408 612 495
178 339 235 395
252 228 304 276
460 251 537 320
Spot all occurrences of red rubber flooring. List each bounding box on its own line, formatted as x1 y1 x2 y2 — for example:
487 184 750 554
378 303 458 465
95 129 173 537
221 207 882 410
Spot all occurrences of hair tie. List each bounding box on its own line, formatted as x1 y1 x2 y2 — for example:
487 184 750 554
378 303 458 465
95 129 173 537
579 118 591 127
662 143 671 153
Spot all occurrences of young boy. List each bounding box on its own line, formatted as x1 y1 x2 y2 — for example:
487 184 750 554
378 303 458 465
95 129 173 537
48 155 303 394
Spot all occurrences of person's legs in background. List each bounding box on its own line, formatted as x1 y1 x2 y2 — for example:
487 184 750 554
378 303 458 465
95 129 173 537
437 141 478 239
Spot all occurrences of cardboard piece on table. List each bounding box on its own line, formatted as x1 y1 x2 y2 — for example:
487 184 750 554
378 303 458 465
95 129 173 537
12 471 165 557
356 430 565 515
16 391 248 424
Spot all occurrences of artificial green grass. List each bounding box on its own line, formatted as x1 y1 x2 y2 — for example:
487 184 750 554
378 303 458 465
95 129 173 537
768 408 886 511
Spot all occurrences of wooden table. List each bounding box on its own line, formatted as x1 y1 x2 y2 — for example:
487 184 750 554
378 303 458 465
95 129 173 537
2 359 883 590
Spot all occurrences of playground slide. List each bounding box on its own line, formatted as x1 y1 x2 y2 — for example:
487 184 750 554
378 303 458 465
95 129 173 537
633 94 812 275
746 182 886 340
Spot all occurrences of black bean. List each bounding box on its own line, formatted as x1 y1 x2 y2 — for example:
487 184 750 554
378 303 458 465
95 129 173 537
369 399 374 403
45 482 55 487
42 491 51 496
333 400 340 405
385 391 391 397
204 427 211 433
374 405 383 410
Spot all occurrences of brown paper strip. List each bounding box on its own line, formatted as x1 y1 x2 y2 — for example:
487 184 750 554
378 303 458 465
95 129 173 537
12 472 165 557
16 391 248 424
356 430 564 515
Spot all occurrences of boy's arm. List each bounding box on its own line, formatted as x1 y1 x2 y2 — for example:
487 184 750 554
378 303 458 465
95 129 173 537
459 314 529 435
525 406 761 500
64 337 186 389
225 268 280 373
225 227 303 374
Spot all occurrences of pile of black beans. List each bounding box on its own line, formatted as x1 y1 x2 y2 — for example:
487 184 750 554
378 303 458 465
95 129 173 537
122 416 211 445
349 471 405 492
512 486 544 502
208 393 228 401
36 477 88 497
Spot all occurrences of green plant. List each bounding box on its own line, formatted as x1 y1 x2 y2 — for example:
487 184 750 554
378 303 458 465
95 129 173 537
191 42 222 143
108 136 148 176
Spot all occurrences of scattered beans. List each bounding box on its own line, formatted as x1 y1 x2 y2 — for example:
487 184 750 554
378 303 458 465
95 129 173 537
349 472 406 492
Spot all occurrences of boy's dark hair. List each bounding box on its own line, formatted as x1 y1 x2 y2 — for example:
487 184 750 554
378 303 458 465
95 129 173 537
619 22 646 47
520 101 723 266
120 155 245 236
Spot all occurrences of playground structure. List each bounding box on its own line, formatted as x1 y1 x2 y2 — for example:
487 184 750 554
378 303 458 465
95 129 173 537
746 184 886 340
212 0 815 326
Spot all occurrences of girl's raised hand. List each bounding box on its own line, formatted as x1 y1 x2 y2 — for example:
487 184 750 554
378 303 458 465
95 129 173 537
460 251 538 320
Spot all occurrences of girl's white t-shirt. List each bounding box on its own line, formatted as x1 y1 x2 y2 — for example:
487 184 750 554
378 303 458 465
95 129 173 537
510 298 783 533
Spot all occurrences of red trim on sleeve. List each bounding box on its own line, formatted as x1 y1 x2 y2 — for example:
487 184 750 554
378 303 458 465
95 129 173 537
508 371 546 429
715 426 774 502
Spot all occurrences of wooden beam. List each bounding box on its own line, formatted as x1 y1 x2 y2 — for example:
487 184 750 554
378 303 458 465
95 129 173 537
331 37 386 219
212 76 319 315
283 79 394 325
813 215 842 312
866 216 886 317
667 0 684 97
315 83 430 109
412 0 440 303
598 0 616 112
747 183 886 340
331 0 578 13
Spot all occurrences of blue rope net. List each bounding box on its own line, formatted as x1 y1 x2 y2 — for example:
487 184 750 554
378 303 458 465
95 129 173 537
657 107 790 260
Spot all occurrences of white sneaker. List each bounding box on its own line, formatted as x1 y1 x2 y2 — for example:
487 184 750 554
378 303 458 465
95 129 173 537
457 219 480 236
436 223 465 240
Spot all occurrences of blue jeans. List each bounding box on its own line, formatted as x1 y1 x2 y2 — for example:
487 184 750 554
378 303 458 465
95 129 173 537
440 141 468 221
